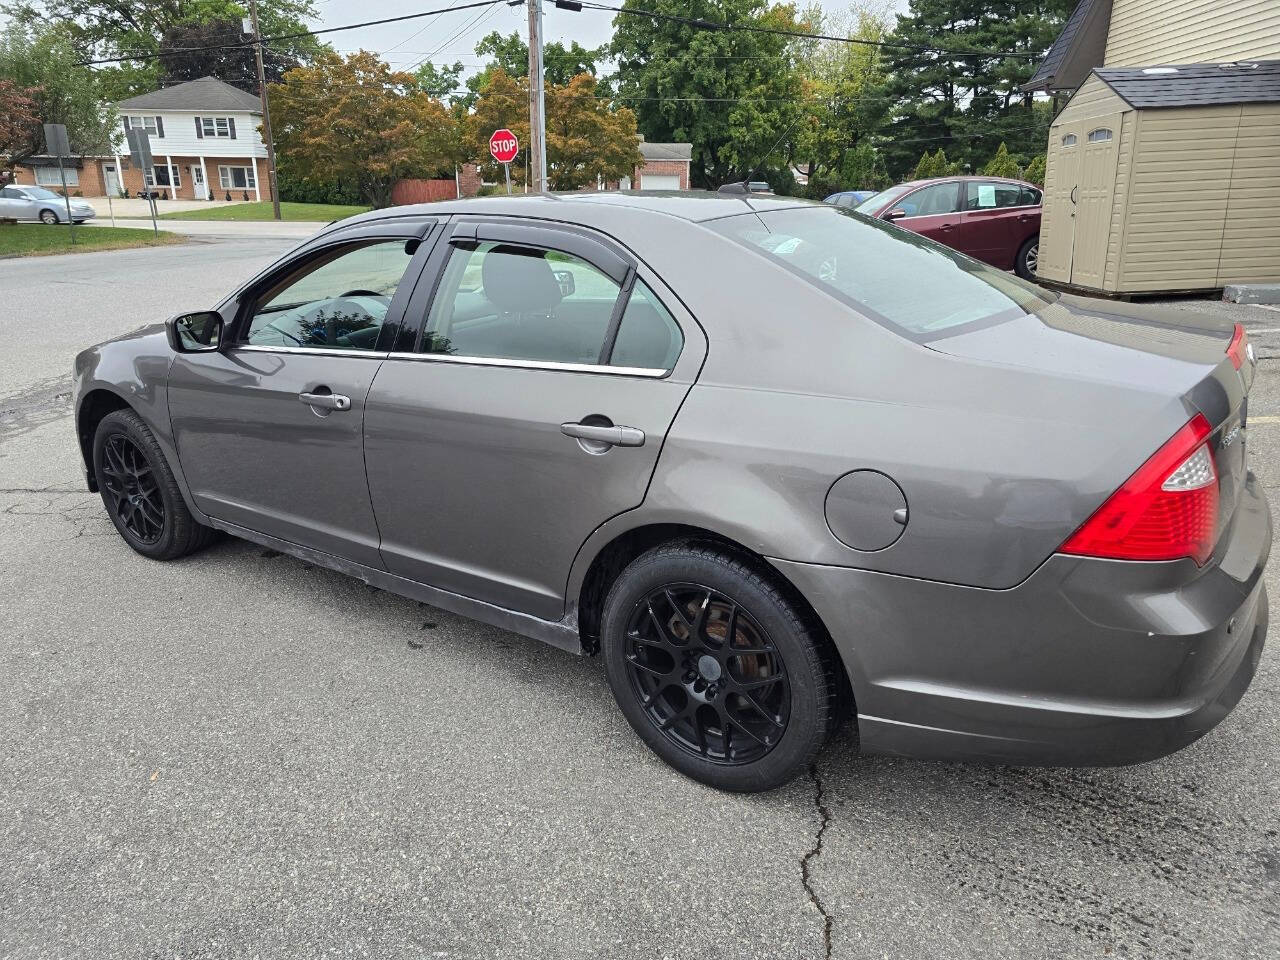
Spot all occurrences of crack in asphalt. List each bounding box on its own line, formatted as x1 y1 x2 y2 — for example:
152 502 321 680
801 763 835 960
0 375 74 445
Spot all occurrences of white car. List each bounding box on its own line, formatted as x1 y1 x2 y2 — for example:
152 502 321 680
0 184 97 224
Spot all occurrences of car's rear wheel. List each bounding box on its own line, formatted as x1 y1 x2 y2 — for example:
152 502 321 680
601 542 838 792
93 409 216 560
39 209 59 225
1016 236 1039 280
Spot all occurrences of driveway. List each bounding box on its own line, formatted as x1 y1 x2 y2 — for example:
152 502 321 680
1 245 1278 959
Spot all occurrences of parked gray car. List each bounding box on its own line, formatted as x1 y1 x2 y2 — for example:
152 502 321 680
72 193 1269 791
0 184 96 223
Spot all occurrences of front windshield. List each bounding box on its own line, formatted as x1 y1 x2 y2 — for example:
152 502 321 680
854 185 910 214
24 187 62 200
711 205 1055 338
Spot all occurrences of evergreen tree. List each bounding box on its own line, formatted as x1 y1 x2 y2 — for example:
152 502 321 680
1022 152 1046 186
981 141 1021 178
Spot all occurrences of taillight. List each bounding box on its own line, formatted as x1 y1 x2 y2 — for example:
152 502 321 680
1227 323 1249 370
1060 414 1219 566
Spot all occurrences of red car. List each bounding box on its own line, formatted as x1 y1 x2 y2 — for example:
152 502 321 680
855 176 1042 280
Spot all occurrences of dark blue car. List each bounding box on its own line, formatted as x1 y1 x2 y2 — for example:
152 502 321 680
823 190 875 209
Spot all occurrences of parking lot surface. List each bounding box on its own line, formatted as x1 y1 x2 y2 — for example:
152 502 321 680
2 244 1279 958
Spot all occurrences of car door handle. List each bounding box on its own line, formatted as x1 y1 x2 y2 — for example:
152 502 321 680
561 422 645 447
299 391 351 411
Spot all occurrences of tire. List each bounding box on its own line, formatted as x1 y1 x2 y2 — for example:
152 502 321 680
601 542 838 792
1015 236 1039 280
39 209 59 224
92 408 216 561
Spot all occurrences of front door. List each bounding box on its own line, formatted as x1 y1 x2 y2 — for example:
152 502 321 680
364 219 706 620
1069 117 1121 289
167 231 433 566
1038 125 1083 283
103 164 120 196
883 181 964 247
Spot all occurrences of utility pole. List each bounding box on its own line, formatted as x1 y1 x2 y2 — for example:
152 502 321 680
247 0 282 220
526 0 548 191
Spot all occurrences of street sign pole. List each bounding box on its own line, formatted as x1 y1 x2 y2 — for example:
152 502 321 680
504 162 511 196
43 123 75 244
55 155 75 244
126 127 159 237
489 129 520 196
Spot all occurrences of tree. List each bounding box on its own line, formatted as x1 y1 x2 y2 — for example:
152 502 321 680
0 23 118 168
0 79 40 176
414 61 465 103
981 140 1021 177
611 0 807 189
462 31 605 108
157 18 299 92
268 51 462 208
877 0 1074 178
467 69 643 191
0 0 323 98
1022 152 1045 186
792 4 893 197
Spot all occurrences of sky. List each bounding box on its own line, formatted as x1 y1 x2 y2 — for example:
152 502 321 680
314 0 913 78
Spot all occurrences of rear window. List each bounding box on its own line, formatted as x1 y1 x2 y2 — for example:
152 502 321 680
710 206 1055 338
854 185 910 214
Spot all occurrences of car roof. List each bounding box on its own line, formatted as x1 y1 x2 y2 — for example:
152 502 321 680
334 190 817 233
893 175 1036 189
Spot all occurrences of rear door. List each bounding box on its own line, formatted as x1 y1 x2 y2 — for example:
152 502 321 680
363 217 707 620
1070 119 1122 289
959 179 1034 268
884 181 963 247
1038 126 1083 282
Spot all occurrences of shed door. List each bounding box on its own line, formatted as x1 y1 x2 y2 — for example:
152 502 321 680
1038 125 1082 282
1069 117 1122 289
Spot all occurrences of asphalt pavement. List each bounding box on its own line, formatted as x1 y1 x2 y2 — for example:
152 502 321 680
2 241 1278 959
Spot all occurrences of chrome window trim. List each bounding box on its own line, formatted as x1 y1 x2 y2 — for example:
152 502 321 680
385 351 669 378
231 345 389 359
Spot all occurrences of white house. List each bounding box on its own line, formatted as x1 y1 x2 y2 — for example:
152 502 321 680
110 76 271 201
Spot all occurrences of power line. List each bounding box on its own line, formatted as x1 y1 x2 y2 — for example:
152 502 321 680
72 0 511 67
574 1 1042 60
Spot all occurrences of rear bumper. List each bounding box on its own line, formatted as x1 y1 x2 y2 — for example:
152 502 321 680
770 472 1271 766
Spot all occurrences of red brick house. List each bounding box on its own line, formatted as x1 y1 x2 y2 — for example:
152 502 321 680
627 139 692 190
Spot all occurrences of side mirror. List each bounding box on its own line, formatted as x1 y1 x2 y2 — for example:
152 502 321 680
885 209 908 221
553 269 576 297
166 311 223 352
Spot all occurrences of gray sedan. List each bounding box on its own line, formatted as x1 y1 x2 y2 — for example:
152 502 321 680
72 193 1269 792
0 184 97 223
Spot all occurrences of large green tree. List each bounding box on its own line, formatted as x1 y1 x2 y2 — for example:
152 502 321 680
157 17 299 92
877 0 1073 178
0 0 322 97
0 23 118 168
460 30 606 108
611 0 806 189
269 51 463 207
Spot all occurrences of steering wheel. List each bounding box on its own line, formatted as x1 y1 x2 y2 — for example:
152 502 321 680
340 289 391 302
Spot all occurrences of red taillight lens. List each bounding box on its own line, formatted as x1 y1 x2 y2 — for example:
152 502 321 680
1060 414 1219 566
1227 323 1248 370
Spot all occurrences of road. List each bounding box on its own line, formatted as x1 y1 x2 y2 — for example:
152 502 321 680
2 240 1279 959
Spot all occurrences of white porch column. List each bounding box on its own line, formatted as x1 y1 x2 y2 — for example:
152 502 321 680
165 153 176 199
197 156 210 201
252 158 261 202
113 152 123 195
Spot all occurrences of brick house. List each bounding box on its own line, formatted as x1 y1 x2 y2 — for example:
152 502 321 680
8 76 272 201
618 139 692 190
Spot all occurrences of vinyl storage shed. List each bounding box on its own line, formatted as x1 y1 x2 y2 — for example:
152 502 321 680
1038 60 1280 295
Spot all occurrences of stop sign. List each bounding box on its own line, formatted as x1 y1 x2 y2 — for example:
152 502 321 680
489 129 519 165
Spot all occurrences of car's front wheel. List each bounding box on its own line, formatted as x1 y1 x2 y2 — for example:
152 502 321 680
1016 236 1039 280
93 409 216 560
601 542 838 792
39 209 59 225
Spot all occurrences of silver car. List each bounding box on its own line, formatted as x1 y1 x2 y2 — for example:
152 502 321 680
0 183 97 223
72 193 1269 791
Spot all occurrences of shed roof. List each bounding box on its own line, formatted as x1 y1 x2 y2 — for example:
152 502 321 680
1094 60 1280 107
118 76 261 112
1023 0 1113 93
639 141 692 162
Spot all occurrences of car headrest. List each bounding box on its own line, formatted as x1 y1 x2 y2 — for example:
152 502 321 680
482 245 563 313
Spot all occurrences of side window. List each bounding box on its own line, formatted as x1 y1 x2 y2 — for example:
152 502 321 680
1 186 23 199
898 182 960 217
1019 186 1042 206
610 280 683 371
965 181 1023 210
243 240 415 351
1088 128 1113 142
1061 133 1078 147
423 241 621 365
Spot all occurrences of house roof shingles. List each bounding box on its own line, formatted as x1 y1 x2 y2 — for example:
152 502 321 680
1023 0 1113 93
639 141 692 162
118 76 261 112
1094 60 1280 107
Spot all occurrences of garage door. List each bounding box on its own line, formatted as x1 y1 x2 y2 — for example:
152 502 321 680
641 174 681 190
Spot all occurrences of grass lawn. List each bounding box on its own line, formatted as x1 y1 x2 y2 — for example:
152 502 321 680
155 201 371 222
0 223 184 258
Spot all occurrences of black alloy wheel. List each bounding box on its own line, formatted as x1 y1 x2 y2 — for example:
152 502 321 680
624 583 792 765
99 432 166 543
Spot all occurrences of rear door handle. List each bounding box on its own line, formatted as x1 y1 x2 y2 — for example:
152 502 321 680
561 422 645 447
299 391 351 411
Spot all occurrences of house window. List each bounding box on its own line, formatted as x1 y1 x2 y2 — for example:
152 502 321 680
145 164 181 188
218 165 257 190
1088 128 1113 142
34 166 78 187
1061 133 1077 146
125 115 163 137
198 116 237 138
